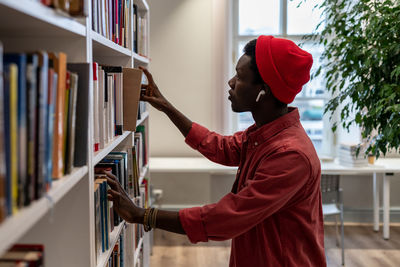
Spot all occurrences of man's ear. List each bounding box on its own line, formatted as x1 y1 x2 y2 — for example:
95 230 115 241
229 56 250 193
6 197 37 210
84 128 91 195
263 83 272 97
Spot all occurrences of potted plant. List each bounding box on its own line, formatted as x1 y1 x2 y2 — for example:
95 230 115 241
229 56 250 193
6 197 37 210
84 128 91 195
302 0 400 158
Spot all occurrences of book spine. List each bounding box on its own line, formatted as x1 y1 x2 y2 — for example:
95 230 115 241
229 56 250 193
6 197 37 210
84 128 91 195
9 64 18 214
51 52 67 180
26 54 38 206
46 69 57 190
0 43 5 221
36 52 49 199
93 63 100 152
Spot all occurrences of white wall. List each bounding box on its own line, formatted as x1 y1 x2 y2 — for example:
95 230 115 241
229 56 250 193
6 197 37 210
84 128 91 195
148 0 211 157
147 0 231 157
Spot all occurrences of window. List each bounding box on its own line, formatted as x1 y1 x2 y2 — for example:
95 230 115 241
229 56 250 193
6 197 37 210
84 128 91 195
232 0 333 155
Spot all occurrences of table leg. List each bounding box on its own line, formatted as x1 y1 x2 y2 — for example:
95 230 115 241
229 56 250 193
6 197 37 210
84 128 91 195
373 172 379 232
383 173 390 240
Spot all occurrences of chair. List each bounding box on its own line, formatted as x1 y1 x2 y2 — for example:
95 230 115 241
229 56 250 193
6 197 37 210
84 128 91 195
321 174 345 266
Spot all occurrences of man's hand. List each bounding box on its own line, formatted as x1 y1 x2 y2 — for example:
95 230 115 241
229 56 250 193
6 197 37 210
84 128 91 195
105 171 144 224
139 66 171 112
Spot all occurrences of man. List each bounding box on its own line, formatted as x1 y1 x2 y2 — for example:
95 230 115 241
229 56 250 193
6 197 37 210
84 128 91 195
106 35 326 266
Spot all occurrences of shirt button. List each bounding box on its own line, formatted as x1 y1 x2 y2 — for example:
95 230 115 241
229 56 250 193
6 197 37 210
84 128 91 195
254 142 258 146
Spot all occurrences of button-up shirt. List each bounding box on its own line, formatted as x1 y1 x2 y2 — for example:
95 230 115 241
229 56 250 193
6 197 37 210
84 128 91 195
179 108 326 267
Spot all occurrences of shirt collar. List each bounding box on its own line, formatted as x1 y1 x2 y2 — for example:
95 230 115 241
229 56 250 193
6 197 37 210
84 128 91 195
244 107 300 146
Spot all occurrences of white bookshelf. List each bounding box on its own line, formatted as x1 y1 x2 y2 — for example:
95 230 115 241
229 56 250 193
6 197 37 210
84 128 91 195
0 166 88 256
93 131 131 165
91 31 132 57
0 0 86 37
96 222 126 267
0 0 151 266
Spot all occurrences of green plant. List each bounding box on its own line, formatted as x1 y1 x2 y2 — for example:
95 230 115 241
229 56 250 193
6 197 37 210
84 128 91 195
302 0 400 157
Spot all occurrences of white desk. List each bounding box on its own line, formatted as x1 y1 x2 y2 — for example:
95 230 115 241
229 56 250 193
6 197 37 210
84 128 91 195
150 157 400 239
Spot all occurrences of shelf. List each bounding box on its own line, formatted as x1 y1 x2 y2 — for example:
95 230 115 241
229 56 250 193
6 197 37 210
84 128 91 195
133 52 150 64
139 164 149 185
0 166 88 256
0 0 86 37
93 131 132 165
136 111 149 127
96 222 125 267
133 237 144 264
92 31 132 57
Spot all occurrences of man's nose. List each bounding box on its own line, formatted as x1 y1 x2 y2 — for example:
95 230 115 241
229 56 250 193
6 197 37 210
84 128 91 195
228 77 235 88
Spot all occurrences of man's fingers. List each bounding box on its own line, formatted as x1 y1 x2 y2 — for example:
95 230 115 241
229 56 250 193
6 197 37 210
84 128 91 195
139 66 155 84
105 176 119 190
107 188 121 199
104 171 118 181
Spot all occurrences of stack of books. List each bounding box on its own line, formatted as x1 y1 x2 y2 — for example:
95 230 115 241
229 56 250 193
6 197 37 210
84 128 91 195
92 0 132 49
40 0 88 16
338 143 368 167
93 63 143 152
133 4 148 57
0 244 44 266
0 43 89 221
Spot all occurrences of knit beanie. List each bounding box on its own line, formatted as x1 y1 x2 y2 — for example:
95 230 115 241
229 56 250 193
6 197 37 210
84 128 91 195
255 35 313 104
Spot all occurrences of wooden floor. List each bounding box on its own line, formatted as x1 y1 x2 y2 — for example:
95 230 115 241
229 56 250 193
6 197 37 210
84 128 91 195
150 224 400 267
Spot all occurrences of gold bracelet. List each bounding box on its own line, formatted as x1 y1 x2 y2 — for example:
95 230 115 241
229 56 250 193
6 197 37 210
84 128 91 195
151 208 158 229
143 208 151 232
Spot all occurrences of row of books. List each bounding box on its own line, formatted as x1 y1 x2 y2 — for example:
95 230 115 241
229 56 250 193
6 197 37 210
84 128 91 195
0 244 44 266
135 125 148 174
0 44 89 222
93 146 145 262
338 143 368 167
92 0 133 50
134 7 148 57
107 232 124 267
39 0 88 17
105 222 145 267
92 64 143 152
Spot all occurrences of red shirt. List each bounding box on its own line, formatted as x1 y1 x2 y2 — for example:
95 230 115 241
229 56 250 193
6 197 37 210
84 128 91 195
179 108 326 267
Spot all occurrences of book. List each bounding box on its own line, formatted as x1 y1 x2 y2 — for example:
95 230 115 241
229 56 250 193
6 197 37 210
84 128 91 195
136 125 147 166
101 66 123 136
26 54 39 205
0 42 5 221
3 53 27 208
98 66 106 149
122 68 142 131
49 52 67 180
35 51 49 199
45 60 58 190
67 63 90 167
94 183 102 261
0 244 44 266
93 62 100 152
4 63 19 214
65 72 78 174
95 177 110 251
62 71 70 175
69 0 88 17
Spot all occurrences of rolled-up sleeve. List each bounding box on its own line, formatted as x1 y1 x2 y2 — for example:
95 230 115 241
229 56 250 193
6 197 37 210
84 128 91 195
185 122 243 166
179 150 311 243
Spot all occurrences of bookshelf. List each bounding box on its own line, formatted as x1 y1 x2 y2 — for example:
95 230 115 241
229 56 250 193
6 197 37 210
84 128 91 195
0 0 151 266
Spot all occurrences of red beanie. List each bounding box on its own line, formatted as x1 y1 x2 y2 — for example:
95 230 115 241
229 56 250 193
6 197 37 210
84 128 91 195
255 35 313 104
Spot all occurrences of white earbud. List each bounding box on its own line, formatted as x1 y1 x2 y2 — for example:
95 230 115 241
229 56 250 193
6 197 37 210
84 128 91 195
256 90 266 102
